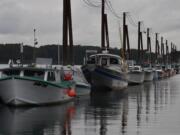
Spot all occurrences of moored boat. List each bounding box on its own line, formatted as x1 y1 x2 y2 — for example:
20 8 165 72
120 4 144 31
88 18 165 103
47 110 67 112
0 66 76 106
144 68 153 81
82 51 128 90
62 65 91 97
127 65 144 84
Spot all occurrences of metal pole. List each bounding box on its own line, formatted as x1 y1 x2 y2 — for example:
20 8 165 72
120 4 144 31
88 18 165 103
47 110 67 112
101 0 105 50
123 12 126 56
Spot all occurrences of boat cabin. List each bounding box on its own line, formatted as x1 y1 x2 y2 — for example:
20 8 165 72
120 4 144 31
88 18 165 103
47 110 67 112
129 65 143 72
87 53 123 67
0 67 61 82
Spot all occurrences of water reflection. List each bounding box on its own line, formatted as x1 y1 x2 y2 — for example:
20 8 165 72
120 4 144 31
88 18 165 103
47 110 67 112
0 102 75 135
0 76 179 135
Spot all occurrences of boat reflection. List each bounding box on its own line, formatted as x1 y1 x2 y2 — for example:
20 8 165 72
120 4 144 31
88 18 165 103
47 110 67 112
83 80 171 135
0 102 75 135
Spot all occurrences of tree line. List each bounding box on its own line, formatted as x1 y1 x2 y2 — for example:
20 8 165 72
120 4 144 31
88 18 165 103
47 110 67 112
0 43 179 65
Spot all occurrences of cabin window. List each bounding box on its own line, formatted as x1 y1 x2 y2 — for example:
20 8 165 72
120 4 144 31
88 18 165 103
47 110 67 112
134 67 140 70
87 57 95 64
3 69 20 76
110 58 118 64
47 72 55 81
101 58 108 66
24 70 44 79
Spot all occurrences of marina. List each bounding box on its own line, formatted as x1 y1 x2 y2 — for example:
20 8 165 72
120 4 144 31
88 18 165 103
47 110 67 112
0 75 180 134
0 0 180 134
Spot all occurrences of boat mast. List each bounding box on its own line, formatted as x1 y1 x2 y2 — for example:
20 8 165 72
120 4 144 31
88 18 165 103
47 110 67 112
165 40 169 66
155 33 159 64
147 28 152 65
138 21 143 65
122 12 130 60
62 0 74 65
161 37 165 65
33 29 38 64
101 0 105 50
20 43 24 66
101 0 109 51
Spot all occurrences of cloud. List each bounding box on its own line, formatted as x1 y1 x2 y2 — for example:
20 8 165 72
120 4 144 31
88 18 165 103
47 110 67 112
0 0 179 50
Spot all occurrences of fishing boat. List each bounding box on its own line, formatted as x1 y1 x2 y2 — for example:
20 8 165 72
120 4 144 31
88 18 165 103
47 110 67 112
83 50 128 90
127 65 145 84
61 66 91 97
126 60 144 84
155 65 165 79
143 63 153 81
0 65 76 106
144 68 154 81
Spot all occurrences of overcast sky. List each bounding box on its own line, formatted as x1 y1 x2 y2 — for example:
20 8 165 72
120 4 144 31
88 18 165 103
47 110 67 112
0 0 179 51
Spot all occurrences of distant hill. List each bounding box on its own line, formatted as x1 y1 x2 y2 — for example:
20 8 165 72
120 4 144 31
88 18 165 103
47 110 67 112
0 43 179 65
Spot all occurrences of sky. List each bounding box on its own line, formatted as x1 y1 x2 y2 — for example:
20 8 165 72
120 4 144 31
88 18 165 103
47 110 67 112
0 0 180 52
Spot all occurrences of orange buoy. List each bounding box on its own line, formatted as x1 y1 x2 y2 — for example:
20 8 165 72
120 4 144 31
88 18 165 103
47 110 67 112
67 88 76 97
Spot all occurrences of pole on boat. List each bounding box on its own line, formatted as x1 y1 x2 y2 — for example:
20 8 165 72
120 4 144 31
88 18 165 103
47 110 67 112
161 37 165 65
166 40 169 65
62 0 74 65
138 21 143 65
155 33 159 64
101 0 105 50
33 29 38 64
123 12 126 57
147 28 152 65
101 0 110 51
20 42 24 66
122 12 130 60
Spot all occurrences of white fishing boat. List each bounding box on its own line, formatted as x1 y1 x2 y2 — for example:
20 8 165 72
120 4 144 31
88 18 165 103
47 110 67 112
144 67 154 81
0 66 76 106
61 65 91 97
82 50 128 90
127 65 145 84
126 60 144 84
155 65 165 79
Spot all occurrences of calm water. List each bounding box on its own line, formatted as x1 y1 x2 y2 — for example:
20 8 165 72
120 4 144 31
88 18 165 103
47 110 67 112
0 75 180 135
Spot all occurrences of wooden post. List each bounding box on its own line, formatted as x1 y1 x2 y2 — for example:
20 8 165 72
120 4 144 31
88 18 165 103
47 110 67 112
101 0 105 50
62 0 74 65
104 14 110 50
138 21 141 65
123 12 126 57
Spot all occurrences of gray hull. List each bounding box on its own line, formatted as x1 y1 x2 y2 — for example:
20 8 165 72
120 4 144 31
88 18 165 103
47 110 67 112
127 71 144 84
144 71 153 81
92 68 128 90
0 78 73 106
76 82 91 96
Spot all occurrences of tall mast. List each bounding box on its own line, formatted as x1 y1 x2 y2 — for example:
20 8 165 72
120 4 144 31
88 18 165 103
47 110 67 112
123 12 126 58
33 29 38 64
62 0 73 65
101 0 105 50
122 12 130 60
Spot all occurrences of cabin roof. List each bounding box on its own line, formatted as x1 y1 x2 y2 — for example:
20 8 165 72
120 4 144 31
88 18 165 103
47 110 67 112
0 66 59 72
90 53 122 59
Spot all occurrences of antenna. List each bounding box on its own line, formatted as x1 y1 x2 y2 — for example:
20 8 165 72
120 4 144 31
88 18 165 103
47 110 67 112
33 29 38 64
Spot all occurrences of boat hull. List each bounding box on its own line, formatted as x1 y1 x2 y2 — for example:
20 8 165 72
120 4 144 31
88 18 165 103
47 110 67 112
144 71 153 81
81 64 95 84
153 70 158 80
0 77 73 106
92 67 128 90
76 83 91 96
127 71 144 84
